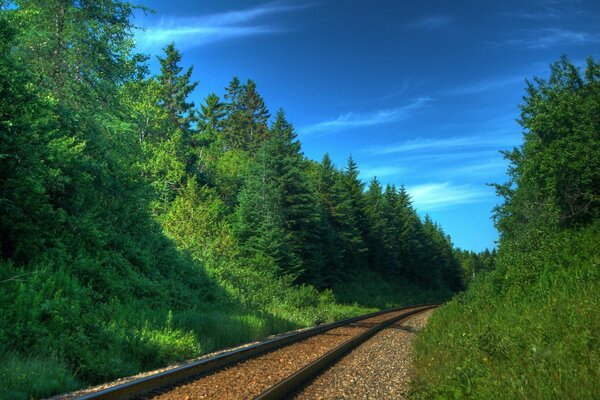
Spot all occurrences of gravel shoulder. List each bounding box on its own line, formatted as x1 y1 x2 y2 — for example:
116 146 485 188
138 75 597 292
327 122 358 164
291 308 435 400
148 308 424 400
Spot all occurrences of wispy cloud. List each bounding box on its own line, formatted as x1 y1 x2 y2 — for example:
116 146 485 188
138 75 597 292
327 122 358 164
360 165 407 180
135 2 306 51
442 159 508 179
364 134 519 156
498 0 588 21
495 28 600 49
407 15 453 31
301 97 432 135
498 10 560 20
443 75 525 96
407 182 493 211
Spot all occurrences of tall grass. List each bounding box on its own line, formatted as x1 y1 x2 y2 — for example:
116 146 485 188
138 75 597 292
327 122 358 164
0 355 79 400
412 223 600 399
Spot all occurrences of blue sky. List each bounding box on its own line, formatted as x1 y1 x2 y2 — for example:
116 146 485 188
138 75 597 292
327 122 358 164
132 0 600 251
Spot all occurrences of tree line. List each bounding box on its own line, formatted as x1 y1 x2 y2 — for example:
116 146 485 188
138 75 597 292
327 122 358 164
0 1 465 294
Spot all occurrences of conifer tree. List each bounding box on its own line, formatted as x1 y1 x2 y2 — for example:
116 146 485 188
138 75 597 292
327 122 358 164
313 154 345 284
341 156 369 269
196 93 226 184
132 43 198 208
365 177 387 273
234 140 301 277
157 43 197 134
222 78 270 151
267 110 325 285
199 93 226 135
381 184 402 276
395 186 426 280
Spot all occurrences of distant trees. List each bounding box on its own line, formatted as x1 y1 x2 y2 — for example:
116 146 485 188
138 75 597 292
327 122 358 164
454 248 496 282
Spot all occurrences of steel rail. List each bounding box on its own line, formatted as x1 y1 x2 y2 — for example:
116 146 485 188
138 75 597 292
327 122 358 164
76 303 437 400
254 305 437 400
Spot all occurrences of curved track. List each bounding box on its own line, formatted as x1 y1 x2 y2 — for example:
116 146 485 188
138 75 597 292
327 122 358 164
76 304 437 400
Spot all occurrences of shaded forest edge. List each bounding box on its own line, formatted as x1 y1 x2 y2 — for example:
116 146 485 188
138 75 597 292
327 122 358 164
412 57 600 399
0 3 469 398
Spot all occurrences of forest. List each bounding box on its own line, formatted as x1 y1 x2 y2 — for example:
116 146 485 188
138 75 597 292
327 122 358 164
0 2 466 398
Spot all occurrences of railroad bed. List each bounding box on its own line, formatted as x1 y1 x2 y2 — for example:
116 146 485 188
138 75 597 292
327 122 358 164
72 304 436 400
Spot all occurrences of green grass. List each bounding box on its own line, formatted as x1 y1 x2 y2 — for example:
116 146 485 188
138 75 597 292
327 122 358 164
412 223 600 400
0 355 79 400
0 268 389 400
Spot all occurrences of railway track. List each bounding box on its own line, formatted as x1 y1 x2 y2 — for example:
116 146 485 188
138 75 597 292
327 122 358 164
75 304 436 400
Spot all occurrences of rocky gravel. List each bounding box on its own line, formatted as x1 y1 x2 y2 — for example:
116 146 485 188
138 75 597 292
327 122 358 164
146 307 425 400
291 309 435 400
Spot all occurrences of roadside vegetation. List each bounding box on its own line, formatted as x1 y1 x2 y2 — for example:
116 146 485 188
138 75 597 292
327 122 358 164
0 2 462 399
413 57 600 400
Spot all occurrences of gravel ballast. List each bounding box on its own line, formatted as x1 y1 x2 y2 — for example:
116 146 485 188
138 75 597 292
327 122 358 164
146 307 426 400
291 309 435 400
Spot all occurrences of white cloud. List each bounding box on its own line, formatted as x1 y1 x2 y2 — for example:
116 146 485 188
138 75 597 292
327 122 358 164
364 134 519 156
360 166 407 180
301 98 432 135
407 182 493 211
439 159 509 180
443 75 525 96
407 15 453 31
135 2 305 51
495 28 600 49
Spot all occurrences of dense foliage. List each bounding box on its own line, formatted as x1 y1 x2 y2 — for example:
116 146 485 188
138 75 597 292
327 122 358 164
0 2 463 398
413 57 600 399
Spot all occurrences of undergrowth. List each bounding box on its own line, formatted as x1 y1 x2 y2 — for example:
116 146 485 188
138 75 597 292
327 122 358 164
412 223 600 400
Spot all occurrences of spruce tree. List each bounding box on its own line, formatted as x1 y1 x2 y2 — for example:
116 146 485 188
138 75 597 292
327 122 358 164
365 177 386 274
313 154 345 284
131 43 199 209
341 156 369 270
395 185 426 281
222 78 270 152
196 93 226 184
234 141 301 278
381 184 402 276
268 110 325 285
157 43 198 134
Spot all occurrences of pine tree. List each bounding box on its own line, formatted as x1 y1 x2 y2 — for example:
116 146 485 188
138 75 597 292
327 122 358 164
313 154 345 285
341 156 369 269
222 78 270 151
234 141 300 277
381 184 402 276
196 93 226 184
157 43 198 134
365 177 386 273
395 186 426 281
267 110 325 285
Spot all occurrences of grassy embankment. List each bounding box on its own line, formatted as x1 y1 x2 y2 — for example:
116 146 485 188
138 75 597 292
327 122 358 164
412 223 600 399
0 252 449 400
